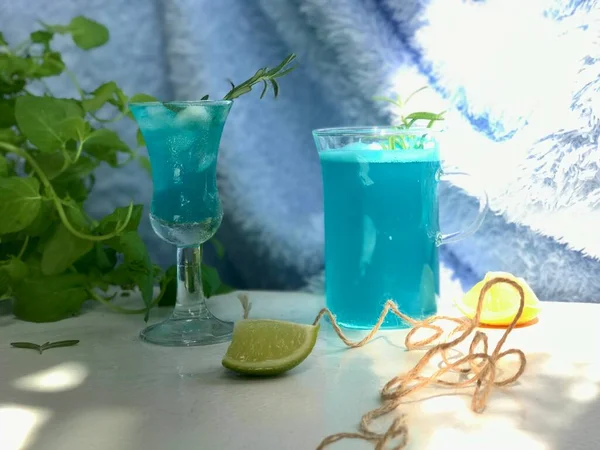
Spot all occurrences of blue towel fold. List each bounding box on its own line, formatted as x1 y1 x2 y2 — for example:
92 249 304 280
2 0 599 302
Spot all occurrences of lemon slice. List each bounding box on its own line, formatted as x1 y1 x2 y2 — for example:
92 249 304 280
454 272 541 326
222 319 320 376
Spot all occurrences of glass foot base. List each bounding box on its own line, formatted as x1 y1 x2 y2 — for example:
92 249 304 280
140 316 234 347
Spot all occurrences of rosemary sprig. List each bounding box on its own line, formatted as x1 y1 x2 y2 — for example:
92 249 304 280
222 54 297 101
374 86 446 150
11 340 80 354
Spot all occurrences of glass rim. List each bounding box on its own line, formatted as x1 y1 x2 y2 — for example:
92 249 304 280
129 100 233 107
312 126 442 138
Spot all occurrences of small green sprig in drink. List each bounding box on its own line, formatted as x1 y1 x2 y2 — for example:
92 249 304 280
374 86 446 150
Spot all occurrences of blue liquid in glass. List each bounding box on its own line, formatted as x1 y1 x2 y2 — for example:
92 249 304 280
320 146 441 329
130 102 231 247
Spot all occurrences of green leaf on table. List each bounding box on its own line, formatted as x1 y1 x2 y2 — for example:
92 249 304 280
41 224 93 275
0 99 16 128
0 177 42 235
96 204 142 235
10 340 80 354
15 96 84 152
12 273 89 322
10 342 42 353
67 16 109 50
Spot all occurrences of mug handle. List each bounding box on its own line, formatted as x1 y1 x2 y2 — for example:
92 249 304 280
438 171 489 245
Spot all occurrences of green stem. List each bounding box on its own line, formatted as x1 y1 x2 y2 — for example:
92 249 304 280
65 68 84 99
0 142 132 242
17 236 29 259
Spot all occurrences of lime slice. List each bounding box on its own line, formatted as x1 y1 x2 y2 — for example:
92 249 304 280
454 271 541 326
222 319 319 376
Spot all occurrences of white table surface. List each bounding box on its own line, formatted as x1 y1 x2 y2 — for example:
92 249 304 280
1 291 600 450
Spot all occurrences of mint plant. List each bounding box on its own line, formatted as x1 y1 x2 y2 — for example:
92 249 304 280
0 16 295 323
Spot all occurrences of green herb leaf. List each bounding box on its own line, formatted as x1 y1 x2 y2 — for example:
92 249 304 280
223 53 296 101
67 16 109 50
129 93 158 103
41 339 79 351
158 265 177 306
84 128 130 167
0 99 16 128
0 177 42 235
0 270 10 297
41 224 94 275
201 95 209 100
10 342 42 353
115 232 153 310
12 273 89 322
0 128 25 146
32 152 67 180
15 96 84 152
0 155 9 177
82 82 118 112
3 258 29 281
202 264 225 298
11 339 80 354
30 30 54 45
84 128 129 151
135 128 145 148
33 52 65 77
137 155 151 174
96 204 142 235
22 201 55 237
208 237 225 259
404 112 445 122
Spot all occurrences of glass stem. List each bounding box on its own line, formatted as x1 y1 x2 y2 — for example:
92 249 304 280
172 245 211 319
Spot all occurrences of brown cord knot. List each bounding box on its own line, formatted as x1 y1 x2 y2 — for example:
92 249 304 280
315 276 528 449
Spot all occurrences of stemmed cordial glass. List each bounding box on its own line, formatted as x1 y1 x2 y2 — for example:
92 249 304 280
130 100 233 346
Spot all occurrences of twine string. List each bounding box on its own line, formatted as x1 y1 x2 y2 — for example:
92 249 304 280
314 276 528 450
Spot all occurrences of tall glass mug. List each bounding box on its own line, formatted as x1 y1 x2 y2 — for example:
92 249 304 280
313 127 488 329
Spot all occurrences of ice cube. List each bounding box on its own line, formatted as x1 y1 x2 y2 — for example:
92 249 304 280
174 105 210 128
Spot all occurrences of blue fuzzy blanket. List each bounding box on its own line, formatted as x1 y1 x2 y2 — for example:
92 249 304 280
2 0 599 302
